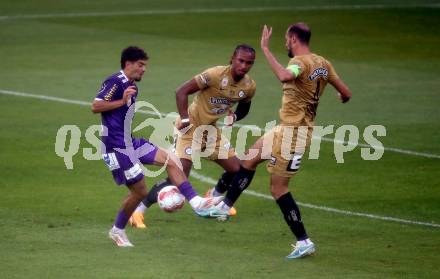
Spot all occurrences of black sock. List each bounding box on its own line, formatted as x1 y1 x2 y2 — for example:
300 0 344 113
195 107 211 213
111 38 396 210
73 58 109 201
215 171 236 194
224 166 255 207
276 192 308 241
142 178 171 207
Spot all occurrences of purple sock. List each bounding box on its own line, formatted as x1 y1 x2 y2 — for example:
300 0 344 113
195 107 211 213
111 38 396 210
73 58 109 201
114 209 129 229
178 181 197 201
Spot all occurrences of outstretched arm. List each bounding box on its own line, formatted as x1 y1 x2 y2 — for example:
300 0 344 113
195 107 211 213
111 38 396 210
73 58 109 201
261 25 295 82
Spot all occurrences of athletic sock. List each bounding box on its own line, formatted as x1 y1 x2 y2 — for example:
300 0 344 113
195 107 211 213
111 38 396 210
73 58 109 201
178 180 198 202
276 192 308 241
114 209 129 230
135 202 147 213
214 171 236 194
141 178 171 208
224 166 255 207
297 238 312 246
211 189 223 197
216 201 231 211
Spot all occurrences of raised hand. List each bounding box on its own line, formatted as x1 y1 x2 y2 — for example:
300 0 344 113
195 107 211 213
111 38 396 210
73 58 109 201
261 24 273 51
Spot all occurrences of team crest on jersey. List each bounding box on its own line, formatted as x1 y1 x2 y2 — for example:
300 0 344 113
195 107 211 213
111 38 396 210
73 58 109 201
185 147 192 155
238 90 246 98
309 68 328 80
211 107 227 114
221 77 228 88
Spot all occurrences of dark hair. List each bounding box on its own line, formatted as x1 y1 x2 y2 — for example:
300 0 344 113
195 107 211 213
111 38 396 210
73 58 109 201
233 44 256 56
120 46 148 69
287 22 311 44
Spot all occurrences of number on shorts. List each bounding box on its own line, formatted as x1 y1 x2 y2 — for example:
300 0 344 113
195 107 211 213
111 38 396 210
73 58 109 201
286 153 303 172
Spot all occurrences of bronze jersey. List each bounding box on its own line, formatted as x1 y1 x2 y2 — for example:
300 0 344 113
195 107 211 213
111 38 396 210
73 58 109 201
190 65 256 126
280 53 339 126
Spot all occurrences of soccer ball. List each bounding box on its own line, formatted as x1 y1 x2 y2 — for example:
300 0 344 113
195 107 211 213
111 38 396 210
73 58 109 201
157 185 185 213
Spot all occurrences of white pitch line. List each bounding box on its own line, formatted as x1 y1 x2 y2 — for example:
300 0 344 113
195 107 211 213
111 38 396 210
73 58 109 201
230 123 440 159
190 170 440 228
0 4 439 20
1 88 439 228
1 88 439 160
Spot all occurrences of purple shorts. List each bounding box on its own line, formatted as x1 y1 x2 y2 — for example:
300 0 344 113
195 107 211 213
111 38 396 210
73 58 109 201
102 138 158 186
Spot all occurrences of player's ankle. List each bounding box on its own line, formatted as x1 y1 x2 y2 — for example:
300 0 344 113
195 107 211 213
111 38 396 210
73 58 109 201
189 196 202 209
212 188 224 197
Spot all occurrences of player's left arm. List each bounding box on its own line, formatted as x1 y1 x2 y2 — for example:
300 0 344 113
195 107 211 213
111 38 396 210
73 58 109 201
327 62 352 103
261 25 295 82
230 80 256 124
233 100 252 122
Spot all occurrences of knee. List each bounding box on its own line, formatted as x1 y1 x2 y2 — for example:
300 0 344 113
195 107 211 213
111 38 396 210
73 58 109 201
130 180 148 200
230 162 241 173
129 188 147 203
136 189 148 200
241 159 256 171
165 153 180 170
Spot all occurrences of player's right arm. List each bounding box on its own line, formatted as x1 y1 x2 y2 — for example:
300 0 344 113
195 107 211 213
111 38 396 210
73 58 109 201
175 78 200 130
91 86 136 113
261 25 295 82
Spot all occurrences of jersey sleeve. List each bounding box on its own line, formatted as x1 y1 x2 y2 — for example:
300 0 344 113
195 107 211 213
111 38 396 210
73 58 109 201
286 58 305 78
95 79 122 101
326 60 340 83
242 80 256 103
194 67 219 90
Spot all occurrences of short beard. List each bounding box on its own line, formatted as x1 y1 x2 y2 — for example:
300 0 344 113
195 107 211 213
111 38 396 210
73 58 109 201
234 72 244 81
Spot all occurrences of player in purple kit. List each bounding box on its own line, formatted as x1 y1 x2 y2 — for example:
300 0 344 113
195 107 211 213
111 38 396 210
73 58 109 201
92 46 221 247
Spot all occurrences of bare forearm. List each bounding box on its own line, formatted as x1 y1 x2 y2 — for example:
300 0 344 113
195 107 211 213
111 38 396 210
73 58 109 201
175 79 200 119
330 78 352 103
175 92 189 119
91 99 125 113
262 48 294 82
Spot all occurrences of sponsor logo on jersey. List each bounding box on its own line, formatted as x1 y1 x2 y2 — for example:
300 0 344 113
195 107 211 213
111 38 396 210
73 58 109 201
309 67 328 80
104 83 118 101
209 97 230 105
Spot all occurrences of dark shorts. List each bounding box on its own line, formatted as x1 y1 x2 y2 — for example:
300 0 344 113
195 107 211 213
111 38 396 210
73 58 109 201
102 138 158 186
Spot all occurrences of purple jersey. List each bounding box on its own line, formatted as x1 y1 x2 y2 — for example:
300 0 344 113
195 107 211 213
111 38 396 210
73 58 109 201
95 70 138 149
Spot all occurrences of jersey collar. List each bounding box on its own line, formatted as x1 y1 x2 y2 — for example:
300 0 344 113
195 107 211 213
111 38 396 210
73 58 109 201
119 70 131 82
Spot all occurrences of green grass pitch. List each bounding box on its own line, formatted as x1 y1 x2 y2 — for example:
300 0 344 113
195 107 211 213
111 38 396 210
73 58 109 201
0 0 439 278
